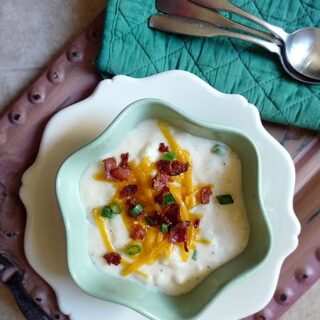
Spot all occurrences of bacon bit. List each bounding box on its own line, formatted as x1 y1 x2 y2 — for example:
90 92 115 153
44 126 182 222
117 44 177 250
103 157 117 179
154 186 170 204
130 225 146 240
120 184 138 197
126 197 137 209
162 204 181 226
158 142 169 153
103 154 131 181
169 221 190 252
103 252 121 265
145 213 162 226
152 173 173 191
110 167 131 181
194 219 200 228
156 160 189 176
119 153 129 168
200 186 213 204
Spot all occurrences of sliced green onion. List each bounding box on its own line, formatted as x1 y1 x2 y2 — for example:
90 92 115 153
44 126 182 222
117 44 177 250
101 206 114 219
216 194 234 205
211 144 225 156
160 223 169 233
192 250 198 261
126 244 142 256
109 202 121 214
101 203 121 219
129 204 144 217
163 193 175 205
163 151 176 161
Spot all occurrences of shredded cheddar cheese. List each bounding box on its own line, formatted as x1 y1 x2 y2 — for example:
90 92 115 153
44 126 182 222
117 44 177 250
198 238 212 245
92 122 213 277
93 209 114 252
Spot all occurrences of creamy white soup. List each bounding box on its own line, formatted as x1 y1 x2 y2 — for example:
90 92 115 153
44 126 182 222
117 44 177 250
80 120 249 295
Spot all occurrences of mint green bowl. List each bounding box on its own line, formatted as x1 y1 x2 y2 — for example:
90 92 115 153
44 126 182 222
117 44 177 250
56 98 272 320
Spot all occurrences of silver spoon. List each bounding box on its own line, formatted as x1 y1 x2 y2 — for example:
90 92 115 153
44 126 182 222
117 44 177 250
149 14 320 84
156 0 279 44
154 0 318 84
190 0 320 80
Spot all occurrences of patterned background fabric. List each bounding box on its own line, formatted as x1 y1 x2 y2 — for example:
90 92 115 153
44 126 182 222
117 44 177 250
96 0 320 130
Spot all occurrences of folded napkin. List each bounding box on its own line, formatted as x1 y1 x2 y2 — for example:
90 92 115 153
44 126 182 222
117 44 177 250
96 0 320 131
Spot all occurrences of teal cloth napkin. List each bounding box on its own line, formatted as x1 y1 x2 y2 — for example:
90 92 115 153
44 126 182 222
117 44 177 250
96 0 320 131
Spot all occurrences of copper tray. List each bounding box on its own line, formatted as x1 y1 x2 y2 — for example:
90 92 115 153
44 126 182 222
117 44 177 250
0 11 319 320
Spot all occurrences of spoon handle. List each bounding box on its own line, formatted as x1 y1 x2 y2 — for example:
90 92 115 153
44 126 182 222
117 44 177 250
189 0 288 40
149 14 280 54
156 0 278 43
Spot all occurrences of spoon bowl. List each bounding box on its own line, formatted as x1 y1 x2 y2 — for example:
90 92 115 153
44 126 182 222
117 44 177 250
190 0 320 82
285 28 320 80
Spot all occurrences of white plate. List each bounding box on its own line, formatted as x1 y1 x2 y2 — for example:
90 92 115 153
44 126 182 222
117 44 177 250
20 71 300 320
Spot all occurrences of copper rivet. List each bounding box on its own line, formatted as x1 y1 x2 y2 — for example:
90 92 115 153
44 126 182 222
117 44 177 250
67 48 84 63
88 28 100 42
6 232 17 238
48 68 65 84
279 294 287 302
9 111 25 125
295 267 313 282
275 288 292 304
32 290 45 304
28 89 45 104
